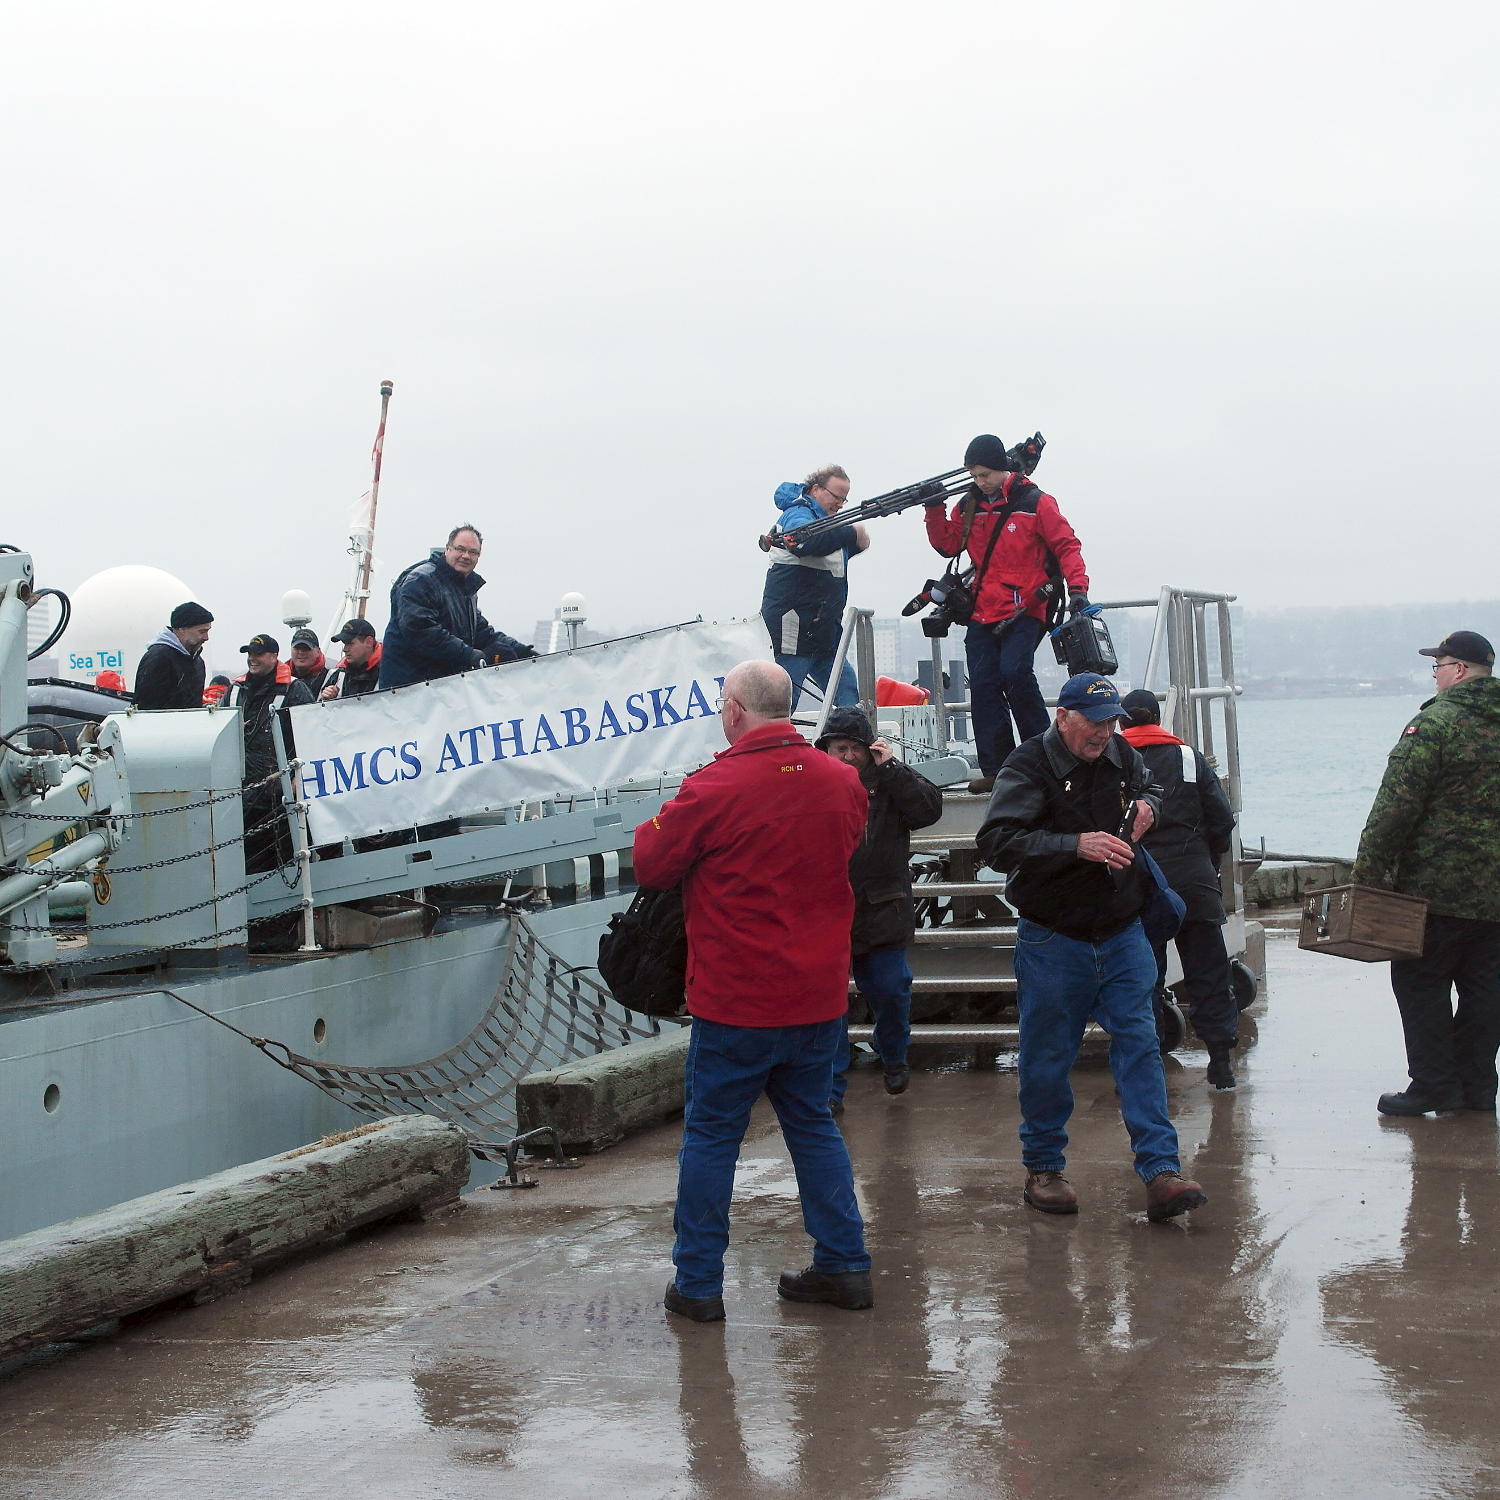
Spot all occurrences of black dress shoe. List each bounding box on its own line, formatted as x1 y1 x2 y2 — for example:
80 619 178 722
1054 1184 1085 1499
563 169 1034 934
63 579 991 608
1378 1089 1464 1116
664 1280 725 1322
777 1267 874 1309
883 1064 910 1095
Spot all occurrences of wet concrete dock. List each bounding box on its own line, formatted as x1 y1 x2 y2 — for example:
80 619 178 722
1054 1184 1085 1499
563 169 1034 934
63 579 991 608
3 926 1499 1499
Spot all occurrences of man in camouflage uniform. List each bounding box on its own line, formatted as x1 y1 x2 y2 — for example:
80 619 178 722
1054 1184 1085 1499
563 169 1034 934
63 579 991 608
1352 630 1500 1116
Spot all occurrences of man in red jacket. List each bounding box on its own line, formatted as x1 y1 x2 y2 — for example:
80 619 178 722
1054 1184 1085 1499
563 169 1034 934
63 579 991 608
634 658 871 1323
925 433 1090 793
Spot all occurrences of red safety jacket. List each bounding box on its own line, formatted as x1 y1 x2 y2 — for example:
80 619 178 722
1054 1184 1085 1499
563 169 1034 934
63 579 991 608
924 474 1089 626
633 721 866 1026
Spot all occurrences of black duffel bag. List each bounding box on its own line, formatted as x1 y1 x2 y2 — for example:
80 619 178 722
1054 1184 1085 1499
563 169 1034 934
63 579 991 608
596 885 688 1016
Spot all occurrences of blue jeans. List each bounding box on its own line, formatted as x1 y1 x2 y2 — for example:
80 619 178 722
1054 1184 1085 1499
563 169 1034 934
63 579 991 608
776 653 858 712
964 616 1049 773
673 1016 869 1298
830 947 913 1104
1013 917 1181 1183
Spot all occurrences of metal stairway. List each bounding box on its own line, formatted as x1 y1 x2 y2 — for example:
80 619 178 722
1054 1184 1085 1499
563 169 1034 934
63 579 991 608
849 789 1025 1047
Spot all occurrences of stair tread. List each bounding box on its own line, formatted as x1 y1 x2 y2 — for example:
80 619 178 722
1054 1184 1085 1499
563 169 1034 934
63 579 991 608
910 833 980 852
912 881 1009 898
911 925 1016 945
909 975 1018 993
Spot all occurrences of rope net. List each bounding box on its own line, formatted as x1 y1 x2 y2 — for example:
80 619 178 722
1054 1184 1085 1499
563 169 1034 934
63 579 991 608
256 912 678 1159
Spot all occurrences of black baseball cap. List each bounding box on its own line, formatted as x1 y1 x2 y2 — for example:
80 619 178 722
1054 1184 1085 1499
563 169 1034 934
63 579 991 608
331 619 377 643
290 627 319 648
1418 631 1494 667
240 633 280 655
1056 673 1126 722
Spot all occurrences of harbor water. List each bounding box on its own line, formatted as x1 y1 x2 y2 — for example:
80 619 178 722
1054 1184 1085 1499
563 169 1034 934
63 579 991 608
1235 693 1422 861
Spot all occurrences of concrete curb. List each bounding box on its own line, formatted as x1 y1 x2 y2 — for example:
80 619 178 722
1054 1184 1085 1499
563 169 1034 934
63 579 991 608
0 1114 469 1364
517 1026 690 1153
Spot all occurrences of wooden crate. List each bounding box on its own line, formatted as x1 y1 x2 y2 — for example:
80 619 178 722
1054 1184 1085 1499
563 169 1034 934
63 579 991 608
1298 884 1427 962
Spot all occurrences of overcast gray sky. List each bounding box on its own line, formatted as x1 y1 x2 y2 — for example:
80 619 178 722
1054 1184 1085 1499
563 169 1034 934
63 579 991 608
8 1 1497 667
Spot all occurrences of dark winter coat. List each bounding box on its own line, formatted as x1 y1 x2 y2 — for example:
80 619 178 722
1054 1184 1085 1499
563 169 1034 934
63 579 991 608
227 665 315 786
289 654 330 697
324 643 383 698
848 754 945 954
977 725 1161 942
760 482 860 658
1120 726 1235 923
134 629 206 710
378 549 533 690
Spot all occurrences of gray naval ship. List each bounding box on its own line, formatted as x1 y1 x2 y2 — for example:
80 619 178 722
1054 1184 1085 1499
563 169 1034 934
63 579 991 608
0 541 1256 1248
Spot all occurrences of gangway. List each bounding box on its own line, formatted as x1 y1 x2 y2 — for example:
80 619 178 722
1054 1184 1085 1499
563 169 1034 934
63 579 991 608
815 589 1262 1052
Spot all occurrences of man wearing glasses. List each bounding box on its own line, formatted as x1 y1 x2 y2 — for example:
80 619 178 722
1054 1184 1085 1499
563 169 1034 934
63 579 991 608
1354 630 1500 1116
760 464 870 711
636 660 872 1322
379 524 535 690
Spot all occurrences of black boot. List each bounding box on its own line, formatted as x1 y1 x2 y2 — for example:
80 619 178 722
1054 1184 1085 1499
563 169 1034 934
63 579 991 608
1206 1040 1236 1090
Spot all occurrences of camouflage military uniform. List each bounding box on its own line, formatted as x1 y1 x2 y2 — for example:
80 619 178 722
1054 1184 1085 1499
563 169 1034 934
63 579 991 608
1353 676 1500 1107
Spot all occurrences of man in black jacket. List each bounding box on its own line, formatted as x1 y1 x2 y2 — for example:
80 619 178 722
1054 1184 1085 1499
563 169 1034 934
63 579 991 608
378 525 535 689
977 673 1208 1223
817 707 944 1102
226 634 316 951
288 629 331 696
320 618 383 699
134 602 213 709
1120 690 1240 1089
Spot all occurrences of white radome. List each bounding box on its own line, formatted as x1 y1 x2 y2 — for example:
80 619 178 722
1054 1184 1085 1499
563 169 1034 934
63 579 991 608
61 565 197 686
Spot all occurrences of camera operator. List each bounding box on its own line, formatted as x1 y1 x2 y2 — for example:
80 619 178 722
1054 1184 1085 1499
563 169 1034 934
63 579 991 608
924 434 1090 793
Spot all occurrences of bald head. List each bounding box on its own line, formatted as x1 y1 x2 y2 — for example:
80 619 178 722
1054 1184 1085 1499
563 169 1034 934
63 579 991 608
720 660 793 743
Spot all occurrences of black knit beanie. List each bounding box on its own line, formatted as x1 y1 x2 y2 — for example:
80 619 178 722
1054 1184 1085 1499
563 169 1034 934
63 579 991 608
963 434 1011 470
170 601 214 629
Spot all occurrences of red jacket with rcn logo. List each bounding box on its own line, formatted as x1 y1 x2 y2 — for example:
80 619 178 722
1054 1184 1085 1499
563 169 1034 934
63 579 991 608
924 473 1089 626
633 721 866 1026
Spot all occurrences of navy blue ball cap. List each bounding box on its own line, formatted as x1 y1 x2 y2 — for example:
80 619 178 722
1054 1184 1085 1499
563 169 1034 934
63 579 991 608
240 633 280 656
1057 673 1126 722
1417 630 1494 666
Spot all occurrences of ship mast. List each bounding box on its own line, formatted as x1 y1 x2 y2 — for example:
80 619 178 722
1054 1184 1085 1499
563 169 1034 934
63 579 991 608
332 379 394 633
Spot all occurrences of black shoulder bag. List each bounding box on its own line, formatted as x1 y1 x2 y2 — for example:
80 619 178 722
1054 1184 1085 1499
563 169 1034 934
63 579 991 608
596 886 688 1016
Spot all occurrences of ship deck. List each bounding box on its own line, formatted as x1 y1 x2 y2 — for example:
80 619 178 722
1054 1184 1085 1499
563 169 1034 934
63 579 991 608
3 924 1498 1499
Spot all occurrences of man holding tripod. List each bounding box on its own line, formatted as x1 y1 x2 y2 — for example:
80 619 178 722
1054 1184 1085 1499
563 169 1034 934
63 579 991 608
924 435 1091 793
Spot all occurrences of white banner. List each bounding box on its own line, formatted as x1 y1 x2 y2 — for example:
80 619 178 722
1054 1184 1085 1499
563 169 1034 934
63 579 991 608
287 618 770 843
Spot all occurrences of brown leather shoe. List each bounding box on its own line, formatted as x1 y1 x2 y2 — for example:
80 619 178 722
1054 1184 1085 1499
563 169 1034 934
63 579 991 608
1145 1171 1207 1222
967 774 996 795
1024 1170 1079 1214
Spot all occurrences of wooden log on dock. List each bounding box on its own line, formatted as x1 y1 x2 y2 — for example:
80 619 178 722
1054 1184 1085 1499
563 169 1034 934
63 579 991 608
0 1114 469 1364
517 1028 690 1152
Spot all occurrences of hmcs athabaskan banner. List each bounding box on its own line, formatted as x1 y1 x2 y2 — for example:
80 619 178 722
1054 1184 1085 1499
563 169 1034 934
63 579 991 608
286 618 771 843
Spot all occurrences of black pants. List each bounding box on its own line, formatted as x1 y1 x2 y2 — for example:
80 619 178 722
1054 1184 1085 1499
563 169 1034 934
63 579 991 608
1390 913 1500 1106
1153 919 1237 1045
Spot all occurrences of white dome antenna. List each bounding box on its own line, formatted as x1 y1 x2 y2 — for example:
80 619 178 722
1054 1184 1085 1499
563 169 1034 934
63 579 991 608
281 590 314 629
559 592 587 650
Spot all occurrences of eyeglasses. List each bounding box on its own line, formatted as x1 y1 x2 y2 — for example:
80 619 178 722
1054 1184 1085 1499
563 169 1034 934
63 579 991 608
714 694 737 712
448 544 481 558
1432 659 1465 675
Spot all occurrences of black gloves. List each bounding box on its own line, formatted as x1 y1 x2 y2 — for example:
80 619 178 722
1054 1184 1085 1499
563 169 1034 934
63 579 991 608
1068 592 1090 615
